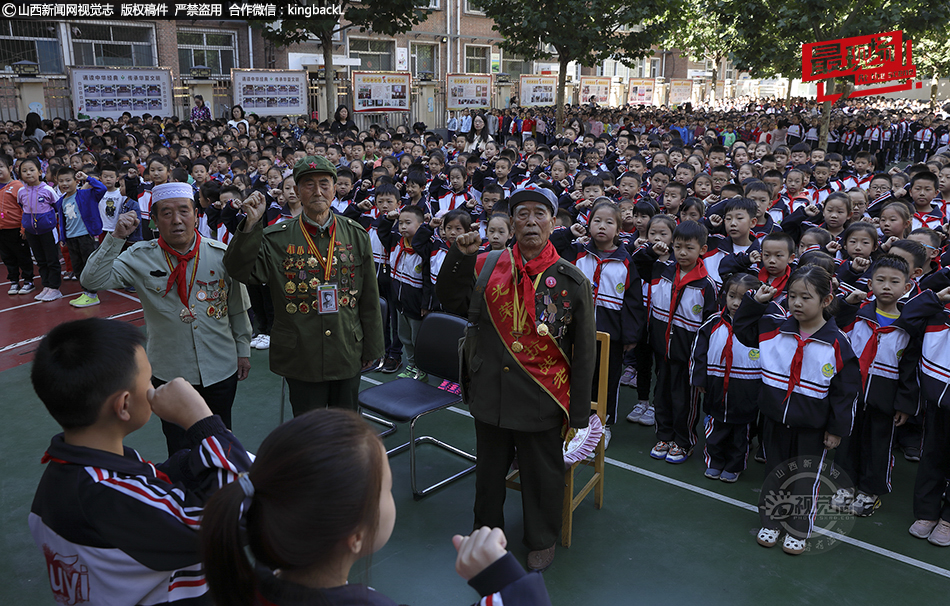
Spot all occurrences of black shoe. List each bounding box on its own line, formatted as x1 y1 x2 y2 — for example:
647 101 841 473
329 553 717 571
903 446 921 462
381 357 402 373
361 359 383 373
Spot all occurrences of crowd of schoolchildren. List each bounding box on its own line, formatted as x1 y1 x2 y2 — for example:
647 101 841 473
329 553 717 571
12 98 950 605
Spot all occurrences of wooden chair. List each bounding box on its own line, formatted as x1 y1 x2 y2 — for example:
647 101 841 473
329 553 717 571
505 331 608 548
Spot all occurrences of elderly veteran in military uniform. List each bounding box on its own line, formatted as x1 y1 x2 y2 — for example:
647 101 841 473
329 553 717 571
437 185 596 572
81 182 253 455
224 156 384 415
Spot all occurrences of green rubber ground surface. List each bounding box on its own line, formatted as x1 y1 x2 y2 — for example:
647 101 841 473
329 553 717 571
3 346 949 605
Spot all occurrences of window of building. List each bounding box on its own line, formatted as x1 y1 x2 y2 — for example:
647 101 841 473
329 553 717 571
410 43 438 78
349 38 393 71
465 0 485 13
649 58 660 78
178 30 236 77
465 45 489 74
502 55 527 79
72 23 155 67
0 21 63 74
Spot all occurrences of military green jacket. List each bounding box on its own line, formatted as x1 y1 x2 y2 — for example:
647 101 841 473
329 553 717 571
224 214 384 382
438 245 596 432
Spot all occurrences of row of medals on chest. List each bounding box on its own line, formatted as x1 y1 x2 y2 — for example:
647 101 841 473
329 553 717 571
511 289 573 353
282 245 359 314
180 279 228 323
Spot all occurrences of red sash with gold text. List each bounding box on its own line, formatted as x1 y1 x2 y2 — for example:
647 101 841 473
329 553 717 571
485 244 572 419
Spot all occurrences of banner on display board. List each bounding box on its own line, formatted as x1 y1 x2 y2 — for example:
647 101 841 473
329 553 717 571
71 67 173 119
626 79 655 105
446 74 492 111
353 71 412 112
232 69 308 117
669 79 693 105
520 75 558 106
579 76 612 105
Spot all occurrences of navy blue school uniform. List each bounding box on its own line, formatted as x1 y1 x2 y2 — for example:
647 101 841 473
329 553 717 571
412 223 445 313
779 206 831 247
690 310 761 473
551 229 646 424
637 246 718 451
703 234 761 288
834 295 925 497
733 293 859 540
356 212 403 361
836 260 873 298
378 218 428 321
752 215 782 243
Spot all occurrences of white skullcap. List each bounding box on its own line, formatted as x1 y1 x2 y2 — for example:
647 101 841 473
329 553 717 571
151 183 195 203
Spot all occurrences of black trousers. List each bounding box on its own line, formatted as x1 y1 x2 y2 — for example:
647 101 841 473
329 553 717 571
913 403 950 522
653 357 699 449
703 416 750 473
834 404 895 496
758 419 827 539
473 419 563 551
23 230 60 289
152 373 238 456
246 283 274 335
378 275 403 359
593 339 623 425
0 228 33 283
67 234 98 294
634 340 654 402
286 374 361 417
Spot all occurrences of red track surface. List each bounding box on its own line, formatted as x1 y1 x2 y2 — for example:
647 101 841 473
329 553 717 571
0 273 144 372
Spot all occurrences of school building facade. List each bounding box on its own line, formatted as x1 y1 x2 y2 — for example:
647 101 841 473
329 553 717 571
0 16 731 126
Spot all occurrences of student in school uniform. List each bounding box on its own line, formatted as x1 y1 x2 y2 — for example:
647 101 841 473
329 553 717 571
637 220 719 464
733 265 859 555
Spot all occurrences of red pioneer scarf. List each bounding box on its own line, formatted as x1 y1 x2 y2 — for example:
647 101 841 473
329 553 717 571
157 232 201 306
858 322 898 389
665 262 709 354
759 265 790 300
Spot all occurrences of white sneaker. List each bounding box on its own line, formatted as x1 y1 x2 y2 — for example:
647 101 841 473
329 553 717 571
626 401 648 423
43 289 63 302
34 287 50 301
7 281 19 295
17 282 35 295
250 335 263 349
256 334 270 350
603 427 612 450
638 404 656 426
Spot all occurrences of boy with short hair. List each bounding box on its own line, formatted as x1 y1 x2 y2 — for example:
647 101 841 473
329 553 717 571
833 255 923 516
57 168 106 308
704 197 760 288
640 220 718 463
29 318 251 606
908 172 943 230
97 164 125 239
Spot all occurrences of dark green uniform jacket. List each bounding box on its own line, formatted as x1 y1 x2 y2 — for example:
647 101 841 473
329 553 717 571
438 245 596 432
224 214 384 382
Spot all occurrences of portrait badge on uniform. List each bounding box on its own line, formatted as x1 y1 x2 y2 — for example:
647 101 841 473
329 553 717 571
318 284 339 314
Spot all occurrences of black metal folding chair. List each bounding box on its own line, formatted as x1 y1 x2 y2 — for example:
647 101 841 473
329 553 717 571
358 311 476 499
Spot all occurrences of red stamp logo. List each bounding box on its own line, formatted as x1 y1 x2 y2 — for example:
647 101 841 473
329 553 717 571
802 30 919 103
43 545 90 605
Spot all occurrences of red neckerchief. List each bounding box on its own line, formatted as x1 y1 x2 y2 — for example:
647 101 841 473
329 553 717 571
665 261 709 350
590 248 617 305
512 241 560 325
785 333 808 403
394 237 415 270
759 265 790 298
157 232 201 307
715 317 735 391
859 318 898 388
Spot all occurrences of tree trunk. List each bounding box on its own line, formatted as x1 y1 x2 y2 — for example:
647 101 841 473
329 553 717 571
321 33 337 124
819 78 833 150
932 73 939 110
709 55 718 103
556 55 568 134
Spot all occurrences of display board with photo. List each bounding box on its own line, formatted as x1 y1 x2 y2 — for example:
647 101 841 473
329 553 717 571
446 74 492 111
71 67 173 119
520 75 558 107
232 69 309 117
579 77 612 105
352 72 412 113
